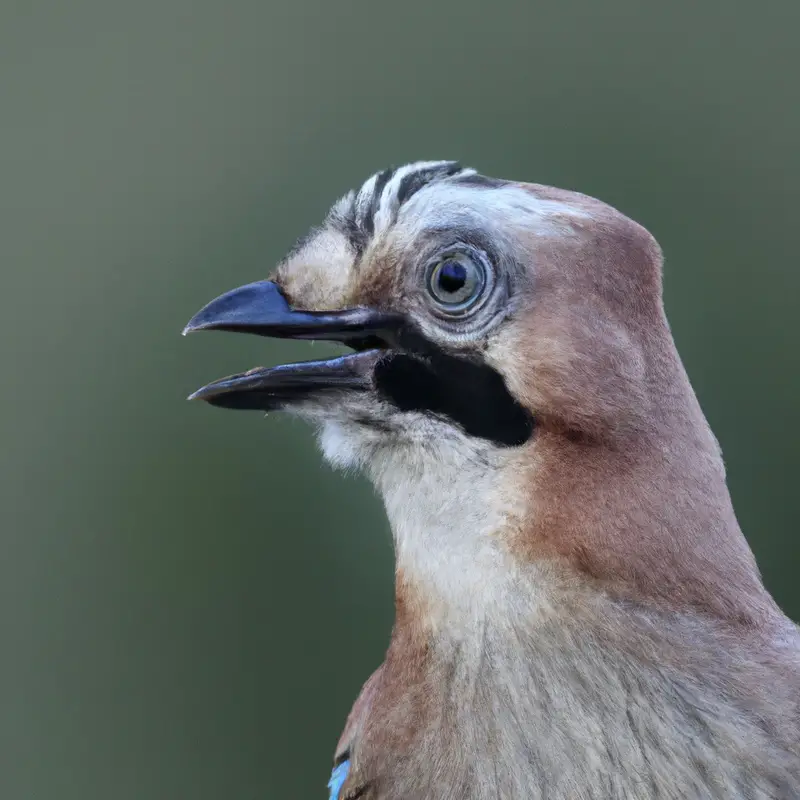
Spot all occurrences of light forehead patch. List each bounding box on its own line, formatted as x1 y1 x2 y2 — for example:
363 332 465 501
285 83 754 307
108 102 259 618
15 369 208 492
397 181 595 242
276 226 356 311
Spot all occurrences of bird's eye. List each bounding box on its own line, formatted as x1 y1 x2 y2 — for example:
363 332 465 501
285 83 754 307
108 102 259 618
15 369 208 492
426 254 486 313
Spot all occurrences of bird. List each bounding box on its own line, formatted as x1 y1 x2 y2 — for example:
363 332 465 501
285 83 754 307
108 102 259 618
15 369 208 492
184 161 800 799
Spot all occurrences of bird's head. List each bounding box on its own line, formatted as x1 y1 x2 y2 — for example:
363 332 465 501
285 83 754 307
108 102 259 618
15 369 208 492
186 161 769 625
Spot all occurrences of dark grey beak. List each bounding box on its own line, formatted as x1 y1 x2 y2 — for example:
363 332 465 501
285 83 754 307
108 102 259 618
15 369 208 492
183 280 401 410
183 280 405 345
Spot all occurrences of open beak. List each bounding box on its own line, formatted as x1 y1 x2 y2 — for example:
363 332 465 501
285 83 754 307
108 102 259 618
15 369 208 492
184 279 533 446
183 280 405 410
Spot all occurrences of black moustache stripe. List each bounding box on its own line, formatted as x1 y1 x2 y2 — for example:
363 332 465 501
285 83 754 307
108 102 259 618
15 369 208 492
373 351 534 448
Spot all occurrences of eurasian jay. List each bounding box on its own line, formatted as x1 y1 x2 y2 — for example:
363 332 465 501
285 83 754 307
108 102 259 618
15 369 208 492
185 162 800 799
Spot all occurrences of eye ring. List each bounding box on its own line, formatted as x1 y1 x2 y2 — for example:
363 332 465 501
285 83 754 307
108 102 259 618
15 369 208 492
425 251 487 314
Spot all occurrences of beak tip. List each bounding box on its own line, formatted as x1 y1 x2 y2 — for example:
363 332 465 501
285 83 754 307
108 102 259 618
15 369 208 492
182 317 206 336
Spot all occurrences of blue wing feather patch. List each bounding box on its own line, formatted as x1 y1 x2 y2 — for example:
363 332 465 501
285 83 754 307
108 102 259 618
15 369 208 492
328 759 350 800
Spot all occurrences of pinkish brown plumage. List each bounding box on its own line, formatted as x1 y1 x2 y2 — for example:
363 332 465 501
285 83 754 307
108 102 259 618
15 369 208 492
186 162 800 798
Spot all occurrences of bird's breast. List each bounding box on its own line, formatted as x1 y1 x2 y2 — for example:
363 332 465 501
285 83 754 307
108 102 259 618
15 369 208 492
335 600 799 799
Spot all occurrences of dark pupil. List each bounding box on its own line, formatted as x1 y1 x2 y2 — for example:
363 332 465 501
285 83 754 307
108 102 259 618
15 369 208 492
437 261 467 294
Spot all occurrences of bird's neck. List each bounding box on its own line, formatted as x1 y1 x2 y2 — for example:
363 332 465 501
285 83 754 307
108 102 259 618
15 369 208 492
516 371 778 625
370 411 776 635
369 433 554 633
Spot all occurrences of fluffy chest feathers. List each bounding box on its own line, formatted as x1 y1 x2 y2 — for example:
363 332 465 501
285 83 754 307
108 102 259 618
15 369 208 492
337 602 800 800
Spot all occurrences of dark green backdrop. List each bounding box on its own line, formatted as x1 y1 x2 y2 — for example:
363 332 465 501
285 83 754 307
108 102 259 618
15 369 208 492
4 1 799 797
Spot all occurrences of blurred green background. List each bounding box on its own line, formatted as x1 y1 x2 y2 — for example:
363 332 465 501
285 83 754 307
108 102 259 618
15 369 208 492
3 0 799 797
